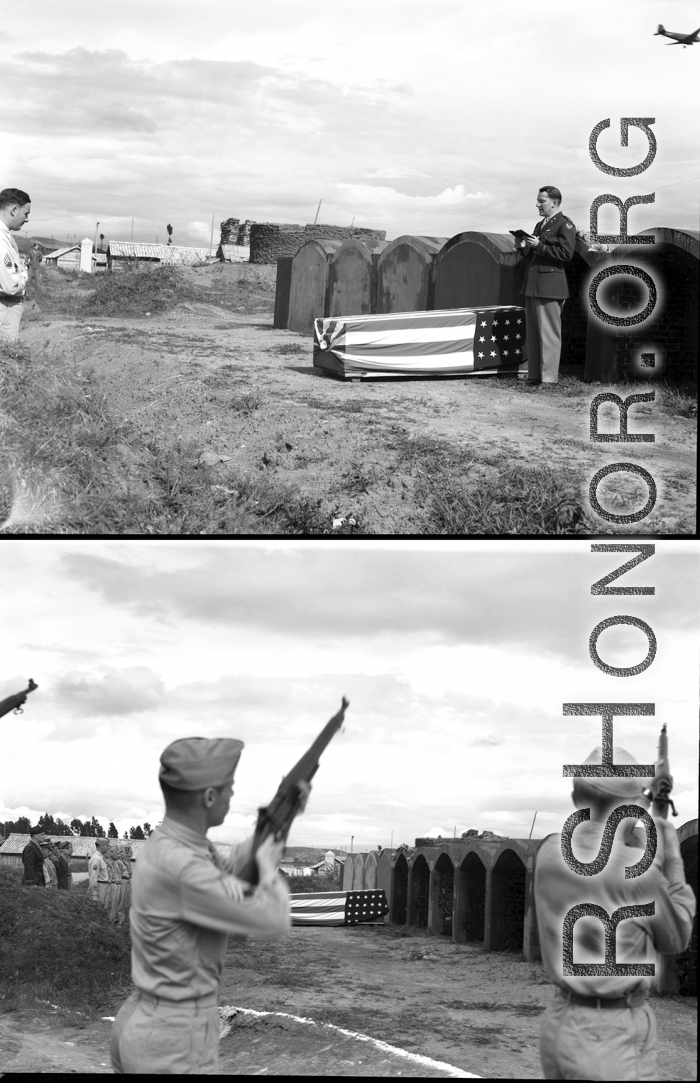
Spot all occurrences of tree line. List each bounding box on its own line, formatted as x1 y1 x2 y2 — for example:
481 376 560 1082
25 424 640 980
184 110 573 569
2 813 154 840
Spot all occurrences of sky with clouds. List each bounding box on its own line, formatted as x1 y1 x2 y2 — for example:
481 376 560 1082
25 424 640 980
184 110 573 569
1 540 698 851
2 0 698 246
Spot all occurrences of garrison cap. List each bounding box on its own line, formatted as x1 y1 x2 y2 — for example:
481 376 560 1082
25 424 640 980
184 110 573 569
572 746 652 803
159 737 244 792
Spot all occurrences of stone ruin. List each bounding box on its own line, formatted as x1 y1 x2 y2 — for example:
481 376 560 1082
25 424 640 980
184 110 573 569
219 216 386 264
219 217 255 246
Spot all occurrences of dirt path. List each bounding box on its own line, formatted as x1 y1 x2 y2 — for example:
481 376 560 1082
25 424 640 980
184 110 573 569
22 301 696 533
1 927 696 1076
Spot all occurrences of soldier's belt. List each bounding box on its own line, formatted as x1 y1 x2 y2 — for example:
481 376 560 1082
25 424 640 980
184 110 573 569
565 990 647 1010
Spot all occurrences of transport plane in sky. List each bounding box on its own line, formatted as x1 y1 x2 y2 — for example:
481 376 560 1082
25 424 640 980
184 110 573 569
654 23 700 45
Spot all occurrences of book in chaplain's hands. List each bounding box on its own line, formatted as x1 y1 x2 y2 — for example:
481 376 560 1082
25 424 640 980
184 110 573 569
509 229 531 240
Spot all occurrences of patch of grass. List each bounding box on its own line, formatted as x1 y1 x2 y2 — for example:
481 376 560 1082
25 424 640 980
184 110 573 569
658 383 697 419
228 392 263 415
0 865 131 1019
81 265 189 317
341 460 380 494
396 436 594 535
271 343 307 355
0 340 358 535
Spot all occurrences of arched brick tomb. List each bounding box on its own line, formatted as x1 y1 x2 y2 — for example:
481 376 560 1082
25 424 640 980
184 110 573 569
327 237 388 319
287 240 342 334
376 236 448 314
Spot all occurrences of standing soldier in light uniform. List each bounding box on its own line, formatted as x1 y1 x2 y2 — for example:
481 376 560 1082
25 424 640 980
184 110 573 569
114 846 129 925
107 843 123 924
534 746 696 1080
0 188 31 341
518 185 576 386
88 837 111 912
110 737 294 1075
121 844 133 914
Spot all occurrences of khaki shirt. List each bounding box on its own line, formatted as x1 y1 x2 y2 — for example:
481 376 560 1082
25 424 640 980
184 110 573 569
0 221 28 297
88 851 110 898
130 816 290 1001
535 821 696 999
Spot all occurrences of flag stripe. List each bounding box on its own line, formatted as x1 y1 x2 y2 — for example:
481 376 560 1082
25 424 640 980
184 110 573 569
313 306 526 380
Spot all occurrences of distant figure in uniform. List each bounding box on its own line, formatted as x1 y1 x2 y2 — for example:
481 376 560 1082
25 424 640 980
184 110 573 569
113 846 129 925
88 837 111 911
106 843 123 924
121 844 133 912
42 841 58 888
110 736 297 1075
518 186 576 386
0 188 31 341
21 828 47 886
57 840 73 890
534 745 696 1080
26 242 43 299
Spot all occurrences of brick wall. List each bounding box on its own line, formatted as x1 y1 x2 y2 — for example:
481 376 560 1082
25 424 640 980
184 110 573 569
250 222 386 264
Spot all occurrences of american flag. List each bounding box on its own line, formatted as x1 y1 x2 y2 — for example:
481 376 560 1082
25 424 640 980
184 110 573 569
290 889 390 926
471 309 525 371
313 305 526 379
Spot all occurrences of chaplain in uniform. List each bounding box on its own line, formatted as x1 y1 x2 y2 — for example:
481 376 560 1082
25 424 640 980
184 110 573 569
110 736 293 1075
0 188 30 341
534 746 696 1080
518 186 576 386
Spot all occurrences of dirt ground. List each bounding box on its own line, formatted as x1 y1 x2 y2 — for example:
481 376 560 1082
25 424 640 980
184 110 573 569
0 926 696 1077
19 263 697 534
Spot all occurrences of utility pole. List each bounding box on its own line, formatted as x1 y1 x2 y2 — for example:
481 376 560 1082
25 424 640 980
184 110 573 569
209 212 215 255
93 221 100 254
351 216 355 228
350 835 354 853
313 198 322 225
390 830 393 849
528 811 538 839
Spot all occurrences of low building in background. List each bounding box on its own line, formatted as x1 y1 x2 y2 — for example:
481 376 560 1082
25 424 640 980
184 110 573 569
106 241 218 271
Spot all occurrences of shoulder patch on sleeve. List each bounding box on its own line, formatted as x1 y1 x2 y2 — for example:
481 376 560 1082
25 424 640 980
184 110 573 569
4 254 13 267
565 221 574 229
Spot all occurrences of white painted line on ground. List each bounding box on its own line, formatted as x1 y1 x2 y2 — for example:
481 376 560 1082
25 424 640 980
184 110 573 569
219 1005 480 1078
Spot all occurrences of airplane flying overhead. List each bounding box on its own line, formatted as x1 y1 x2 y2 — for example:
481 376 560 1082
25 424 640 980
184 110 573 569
654 23 700 45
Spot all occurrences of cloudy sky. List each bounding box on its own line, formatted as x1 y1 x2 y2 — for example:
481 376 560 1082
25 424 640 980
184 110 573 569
1 540 697 851
2 0 698 247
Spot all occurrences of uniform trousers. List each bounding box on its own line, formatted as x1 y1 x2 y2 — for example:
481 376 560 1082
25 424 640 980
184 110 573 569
109 882 121 921
95 881 110 910
0 297 23 341
540 987 658 1080
525 296 565 384
111 989 220 1074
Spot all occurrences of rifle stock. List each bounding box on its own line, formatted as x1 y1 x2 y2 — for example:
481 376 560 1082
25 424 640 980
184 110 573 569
0 679 38 720
238 696 349 885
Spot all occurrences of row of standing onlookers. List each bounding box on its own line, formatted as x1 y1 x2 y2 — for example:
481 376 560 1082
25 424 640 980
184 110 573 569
21 829 73 889
87 836 133 925
20 827 132 925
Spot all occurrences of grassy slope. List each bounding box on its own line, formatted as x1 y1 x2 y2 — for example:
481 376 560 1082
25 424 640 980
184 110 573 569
0 866 131 1019
4 264 696 535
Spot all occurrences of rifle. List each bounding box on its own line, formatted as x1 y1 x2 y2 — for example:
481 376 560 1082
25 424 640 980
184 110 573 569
641 723 677 818
0 678 38 719
239 696 349 885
